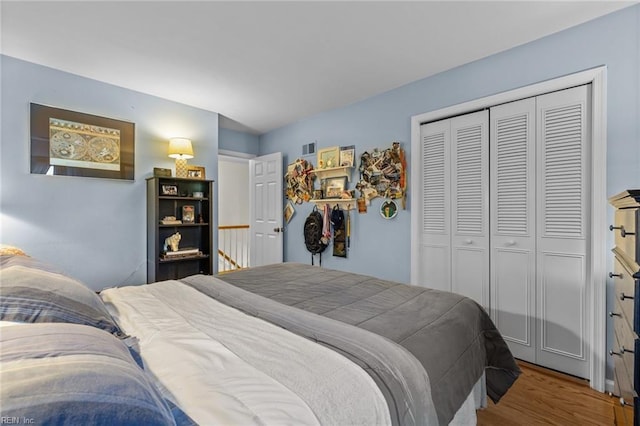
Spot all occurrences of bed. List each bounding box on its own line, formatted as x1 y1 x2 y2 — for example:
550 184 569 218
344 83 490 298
0 254 519 426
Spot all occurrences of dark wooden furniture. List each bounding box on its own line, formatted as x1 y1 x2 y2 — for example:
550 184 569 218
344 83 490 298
147 177 213 283
609 190 640 426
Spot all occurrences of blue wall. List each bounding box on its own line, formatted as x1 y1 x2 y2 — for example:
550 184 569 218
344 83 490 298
219 127 259 155
260 5 640 284
0 56 220 290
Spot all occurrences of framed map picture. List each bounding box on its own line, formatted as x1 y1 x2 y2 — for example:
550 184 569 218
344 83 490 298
30 103 135 180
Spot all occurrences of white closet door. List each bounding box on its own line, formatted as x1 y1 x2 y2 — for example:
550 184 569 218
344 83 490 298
451 110 489 308
535 85 591 378
419 119 451 291
490 97 537 362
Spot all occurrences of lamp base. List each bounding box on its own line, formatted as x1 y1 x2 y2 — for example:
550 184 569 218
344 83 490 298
175 158 188 178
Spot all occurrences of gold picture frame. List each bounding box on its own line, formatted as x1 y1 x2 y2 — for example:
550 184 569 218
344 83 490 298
317 146 340 169
186 165 206 179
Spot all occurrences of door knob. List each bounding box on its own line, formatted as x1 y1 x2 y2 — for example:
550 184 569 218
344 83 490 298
506 240 516 246
273 227 284 233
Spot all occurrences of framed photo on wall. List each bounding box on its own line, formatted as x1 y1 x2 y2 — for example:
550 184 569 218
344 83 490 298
30 103 135 180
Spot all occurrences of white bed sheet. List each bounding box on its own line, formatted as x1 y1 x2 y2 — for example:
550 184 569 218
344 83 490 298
101 280 391 426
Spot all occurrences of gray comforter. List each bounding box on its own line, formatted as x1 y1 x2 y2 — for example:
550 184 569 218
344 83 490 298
183 263 519 425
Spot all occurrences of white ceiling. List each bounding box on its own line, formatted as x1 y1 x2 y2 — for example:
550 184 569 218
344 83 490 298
1 1 636 135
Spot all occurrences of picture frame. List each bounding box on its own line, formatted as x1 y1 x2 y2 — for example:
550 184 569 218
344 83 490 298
317 146 340 169
339 145 355 167
182 205 195 223
153 167 172 177
284 201 296 223
30 103 135 180
161 185 178 196
322 176 347 199
186 165 206 179
380 200 398 219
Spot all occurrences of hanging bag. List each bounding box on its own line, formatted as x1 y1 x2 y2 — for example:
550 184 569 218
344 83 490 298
304 205 328 265
331 205 347 257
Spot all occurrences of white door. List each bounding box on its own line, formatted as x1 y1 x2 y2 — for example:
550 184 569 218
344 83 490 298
250 152 283 267
450 110 489 309
535 85 591 378
490 86 591 378
419 119 452 292
490 97 537 363
418 110 489 309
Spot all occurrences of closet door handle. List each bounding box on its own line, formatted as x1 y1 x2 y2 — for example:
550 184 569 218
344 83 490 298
609 311 622 318
609 349 622 357
609 272 623 279
506 240 516 246
464 239 473 245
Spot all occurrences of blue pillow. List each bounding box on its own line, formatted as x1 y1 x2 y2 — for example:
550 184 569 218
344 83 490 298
0 323 177 425
0 255 122 334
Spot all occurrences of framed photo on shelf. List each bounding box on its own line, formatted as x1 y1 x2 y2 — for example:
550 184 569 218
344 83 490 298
161 185 178 195
317 146 340 169
187 165 206 179
339 145 355 167
182 205 195 223
322 176 347 199
30 103 135 180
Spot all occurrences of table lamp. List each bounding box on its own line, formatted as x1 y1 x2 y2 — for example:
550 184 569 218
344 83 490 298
168 138 194 178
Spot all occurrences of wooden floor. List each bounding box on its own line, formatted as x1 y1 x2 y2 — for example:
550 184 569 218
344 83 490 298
477 361 616 425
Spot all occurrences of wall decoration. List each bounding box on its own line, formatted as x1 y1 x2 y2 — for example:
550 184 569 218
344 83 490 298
357 197 367 214
380 200 398 219
186 165 206 179
317 146 340 169
284 201 296 223
356 141 407 207
322 176 347 199
285 158 315 204
339 145 355 167
30 103 135 180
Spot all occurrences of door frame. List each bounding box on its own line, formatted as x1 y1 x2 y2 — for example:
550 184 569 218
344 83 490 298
410 66 607 392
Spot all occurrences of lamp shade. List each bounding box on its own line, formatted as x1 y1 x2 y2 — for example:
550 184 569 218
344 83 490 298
168 138 194 159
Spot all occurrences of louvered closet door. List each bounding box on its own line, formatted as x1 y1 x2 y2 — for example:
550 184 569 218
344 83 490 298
419 119 451 292
451 111 489 308
535 85 591 378
490 98 537 363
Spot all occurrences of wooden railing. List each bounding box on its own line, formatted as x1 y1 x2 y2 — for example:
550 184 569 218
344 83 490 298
218 225 249 273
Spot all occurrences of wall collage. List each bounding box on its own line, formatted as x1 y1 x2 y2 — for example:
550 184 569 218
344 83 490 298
284 141 407 260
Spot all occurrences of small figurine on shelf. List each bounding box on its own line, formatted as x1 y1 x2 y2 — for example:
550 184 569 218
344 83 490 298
164 232 181 252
